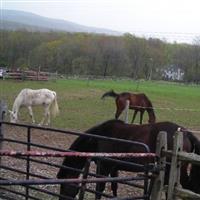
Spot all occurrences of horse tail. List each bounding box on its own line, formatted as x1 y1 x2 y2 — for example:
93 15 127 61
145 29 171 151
144 94 156 123
101 90 119 99
51 92 59 118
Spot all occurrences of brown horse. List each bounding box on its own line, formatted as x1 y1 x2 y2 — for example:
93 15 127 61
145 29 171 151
101 90 156 124
57 119 200 199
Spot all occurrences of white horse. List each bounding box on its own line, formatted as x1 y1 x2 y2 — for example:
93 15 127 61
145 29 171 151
9 88 59 125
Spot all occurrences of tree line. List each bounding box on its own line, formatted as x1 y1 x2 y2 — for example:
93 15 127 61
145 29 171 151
1 30 200 82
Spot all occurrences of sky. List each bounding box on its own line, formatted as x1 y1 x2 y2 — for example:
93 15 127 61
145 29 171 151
1 0 200 43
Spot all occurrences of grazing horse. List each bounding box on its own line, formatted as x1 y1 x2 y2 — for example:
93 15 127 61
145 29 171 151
57 119 200 199
9 88 59 125
101 90 156 124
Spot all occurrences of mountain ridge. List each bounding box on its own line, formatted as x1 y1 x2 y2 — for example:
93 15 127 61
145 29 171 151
1 9 122 35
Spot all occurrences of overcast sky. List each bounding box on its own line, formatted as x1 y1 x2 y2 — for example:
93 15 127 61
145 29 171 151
1 0 200 43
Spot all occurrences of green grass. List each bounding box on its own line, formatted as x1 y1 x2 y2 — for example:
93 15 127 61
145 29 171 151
1 78 200 130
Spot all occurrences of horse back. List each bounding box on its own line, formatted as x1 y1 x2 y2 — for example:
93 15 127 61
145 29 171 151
117 93 152 109
91 120 193 153
89 120 153 152
19 88 56 106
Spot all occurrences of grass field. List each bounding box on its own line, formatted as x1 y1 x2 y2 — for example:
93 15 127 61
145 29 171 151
1 78 200 130
1 78 200 200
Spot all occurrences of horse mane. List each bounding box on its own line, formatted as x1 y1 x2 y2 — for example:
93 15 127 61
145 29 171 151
101 90 119 99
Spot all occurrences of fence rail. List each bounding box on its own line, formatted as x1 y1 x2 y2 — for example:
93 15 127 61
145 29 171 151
3 70 57 81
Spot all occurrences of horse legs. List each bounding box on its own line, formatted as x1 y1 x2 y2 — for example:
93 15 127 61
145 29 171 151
39 105 50 125
45 108 50 125
131 110 138 123
27 106 35 123
59 183 79 200
95 163 110 200
115 108 124 119
139 110 144 124
110 169 118 197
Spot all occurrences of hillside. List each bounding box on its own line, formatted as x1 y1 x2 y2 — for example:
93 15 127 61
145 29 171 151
0 9 121 35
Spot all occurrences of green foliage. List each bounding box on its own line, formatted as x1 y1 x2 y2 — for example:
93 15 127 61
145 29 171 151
1 30 200 82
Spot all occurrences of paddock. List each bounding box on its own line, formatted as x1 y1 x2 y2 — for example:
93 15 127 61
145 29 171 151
1 101 200 199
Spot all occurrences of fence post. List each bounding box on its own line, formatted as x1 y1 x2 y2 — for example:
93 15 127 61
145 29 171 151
167 130 183 200
124 100 130 123
25 127 31 200
0 100 7 122
78 158 92 200
150 131 167 200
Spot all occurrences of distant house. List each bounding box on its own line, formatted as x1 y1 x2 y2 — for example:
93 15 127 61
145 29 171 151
162 65 184 81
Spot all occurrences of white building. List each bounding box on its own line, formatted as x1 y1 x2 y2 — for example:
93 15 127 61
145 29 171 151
162 66 184 81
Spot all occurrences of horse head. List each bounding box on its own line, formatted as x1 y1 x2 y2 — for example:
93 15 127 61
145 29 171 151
8 110 18 123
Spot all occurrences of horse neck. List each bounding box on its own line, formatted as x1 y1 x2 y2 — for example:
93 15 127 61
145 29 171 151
57 136 97 179
12 96 22 114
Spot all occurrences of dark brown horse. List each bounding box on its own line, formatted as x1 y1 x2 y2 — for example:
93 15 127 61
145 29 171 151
57 119 200 199
101 90 156 124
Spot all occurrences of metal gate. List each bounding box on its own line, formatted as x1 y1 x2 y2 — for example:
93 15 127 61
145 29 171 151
0 119 157 200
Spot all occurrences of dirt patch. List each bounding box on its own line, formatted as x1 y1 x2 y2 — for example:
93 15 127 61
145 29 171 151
1 124 77 199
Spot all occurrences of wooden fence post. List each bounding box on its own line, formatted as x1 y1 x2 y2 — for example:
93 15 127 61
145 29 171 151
150 131 167 200
167 130 183 200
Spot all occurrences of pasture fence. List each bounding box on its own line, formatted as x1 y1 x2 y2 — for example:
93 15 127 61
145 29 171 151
152 131 200 200
122 102 200 130
3 70 58 81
